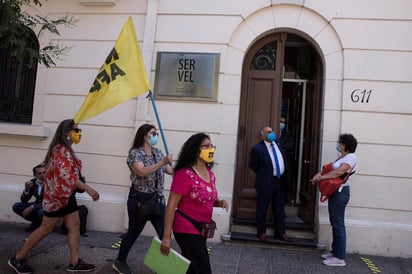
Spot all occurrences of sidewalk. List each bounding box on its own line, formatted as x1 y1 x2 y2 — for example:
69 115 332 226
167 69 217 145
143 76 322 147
1 221 411 274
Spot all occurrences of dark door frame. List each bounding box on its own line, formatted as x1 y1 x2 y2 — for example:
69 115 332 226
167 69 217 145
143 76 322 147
232 31 323 226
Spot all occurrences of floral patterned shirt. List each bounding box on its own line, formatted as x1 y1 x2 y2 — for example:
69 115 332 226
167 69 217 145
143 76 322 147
127 147 165 195
43 145 81 212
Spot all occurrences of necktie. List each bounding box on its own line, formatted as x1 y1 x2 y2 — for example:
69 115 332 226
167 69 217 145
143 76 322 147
270 143 281 178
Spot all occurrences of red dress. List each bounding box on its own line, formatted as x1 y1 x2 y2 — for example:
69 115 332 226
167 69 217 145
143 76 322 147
42 145 81 212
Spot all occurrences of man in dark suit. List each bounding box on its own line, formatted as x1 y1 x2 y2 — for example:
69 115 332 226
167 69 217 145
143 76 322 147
249 126 291 242
12 164 46 231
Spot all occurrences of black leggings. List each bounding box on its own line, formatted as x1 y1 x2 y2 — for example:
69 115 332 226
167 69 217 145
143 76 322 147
174 232 211 274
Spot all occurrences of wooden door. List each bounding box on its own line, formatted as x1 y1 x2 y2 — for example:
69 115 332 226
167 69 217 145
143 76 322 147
297 59 323 222
232 34 286 220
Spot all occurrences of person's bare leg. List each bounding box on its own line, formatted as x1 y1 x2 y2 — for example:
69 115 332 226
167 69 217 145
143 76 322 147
63 210 80 264
15 216 60 260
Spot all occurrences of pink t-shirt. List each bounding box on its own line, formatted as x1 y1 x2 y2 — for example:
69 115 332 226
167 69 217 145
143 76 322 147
171 167 218 235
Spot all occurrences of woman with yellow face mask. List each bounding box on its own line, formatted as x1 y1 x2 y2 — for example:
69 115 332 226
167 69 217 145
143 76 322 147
8 119 100 274
161 133 229 274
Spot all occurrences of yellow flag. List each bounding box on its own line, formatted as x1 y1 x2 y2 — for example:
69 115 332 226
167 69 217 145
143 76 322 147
74 17 151 123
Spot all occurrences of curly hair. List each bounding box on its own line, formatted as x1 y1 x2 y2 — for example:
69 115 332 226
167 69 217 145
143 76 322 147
129 124 156 153
338 133 358 153
174 133 212 171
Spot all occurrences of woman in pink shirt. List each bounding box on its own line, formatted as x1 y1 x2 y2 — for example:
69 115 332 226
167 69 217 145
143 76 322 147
161 133 228 274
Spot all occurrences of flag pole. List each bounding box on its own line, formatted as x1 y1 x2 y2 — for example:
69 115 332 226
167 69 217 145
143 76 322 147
147 91 169 155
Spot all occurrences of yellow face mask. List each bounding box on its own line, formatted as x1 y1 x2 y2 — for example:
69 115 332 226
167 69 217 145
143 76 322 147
70 129 82 144
199 147 215 163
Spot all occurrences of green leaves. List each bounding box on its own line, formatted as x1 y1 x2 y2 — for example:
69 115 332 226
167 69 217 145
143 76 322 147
0 0 78 68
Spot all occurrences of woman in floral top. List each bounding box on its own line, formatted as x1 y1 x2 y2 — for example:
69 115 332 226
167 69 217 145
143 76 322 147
112 124 173 274
8 119 100 274
161 133 229 274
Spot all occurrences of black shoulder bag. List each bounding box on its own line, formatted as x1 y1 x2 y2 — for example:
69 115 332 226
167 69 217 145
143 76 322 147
176 209 216 239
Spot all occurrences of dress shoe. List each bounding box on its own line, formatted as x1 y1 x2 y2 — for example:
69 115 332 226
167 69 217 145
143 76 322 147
275 234 293 242
258 234 269 242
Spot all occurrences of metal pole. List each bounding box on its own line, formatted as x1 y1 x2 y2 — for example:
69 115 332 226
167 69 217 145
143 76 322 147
147 91 169 155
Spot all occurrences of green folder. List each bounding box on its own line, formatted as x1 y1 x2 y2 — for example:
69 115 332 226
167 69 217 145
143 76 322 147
143 236 190 274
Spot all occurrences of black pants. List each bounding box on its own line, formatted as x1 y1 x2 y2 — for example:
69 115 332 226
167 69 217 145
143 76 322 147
117 191 165 261
60 205 88 235
256 176 285 236
174 232 211 274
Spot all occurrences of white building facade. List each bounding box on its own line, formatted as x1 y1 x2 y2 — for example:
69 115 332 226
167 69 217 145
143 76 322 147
0 0 411 258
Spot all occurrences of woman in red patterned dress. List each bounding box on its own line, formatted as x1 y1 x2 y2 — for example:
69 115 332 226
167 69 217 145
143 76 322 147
8 119 100 274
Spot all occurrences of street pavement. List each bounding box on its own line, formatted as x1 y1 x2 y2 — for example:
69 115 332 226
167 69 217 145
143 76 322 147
1 221 411 274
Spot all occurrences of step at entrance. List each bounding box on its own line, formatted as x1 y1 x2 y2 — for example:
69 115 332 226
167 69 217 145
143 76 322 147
225 214 319 249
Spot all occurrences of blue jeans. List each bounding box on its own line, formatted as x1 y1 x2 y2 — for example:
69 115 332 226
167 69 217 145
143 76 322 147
328 186 350 260
12 202 43 227
117 190 165 261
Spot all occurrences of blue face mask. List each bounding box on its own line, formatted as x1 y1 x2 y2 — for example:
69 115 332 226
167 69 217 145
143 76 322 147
336 144 341 152
280 123 285 131
267 132 276 142
149 135 158 146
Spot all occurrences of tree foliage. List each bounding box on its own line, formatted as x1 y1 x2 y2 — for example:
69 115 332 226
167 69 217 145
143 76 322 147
0 0 78 67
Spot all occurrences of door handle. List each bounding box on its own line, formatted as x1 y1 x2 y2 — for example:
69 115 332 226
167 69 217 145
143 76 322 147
304 160 310 164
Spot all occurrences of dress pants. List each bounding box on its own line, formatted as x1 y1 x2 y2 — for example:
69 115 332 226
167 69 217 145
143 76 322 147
256 176 285 236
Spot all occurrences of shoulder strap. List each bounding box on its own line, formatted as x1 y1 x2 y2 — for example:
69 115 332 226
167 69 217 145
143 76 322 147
176 209 202 232
342 164 356 183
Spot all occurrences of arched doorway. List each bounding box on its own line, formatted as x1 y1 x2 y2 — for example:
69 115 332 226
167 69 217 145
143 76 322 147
231 32 323 242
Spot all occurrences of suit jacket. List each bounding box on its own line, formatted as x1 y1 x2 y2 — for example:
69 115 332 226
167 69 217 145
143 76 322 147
20 178 44 209
249 141 284 187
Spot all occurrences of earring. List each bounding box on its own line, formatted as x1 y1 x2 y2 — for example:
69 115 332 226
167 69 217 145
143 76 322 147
66 135 71 141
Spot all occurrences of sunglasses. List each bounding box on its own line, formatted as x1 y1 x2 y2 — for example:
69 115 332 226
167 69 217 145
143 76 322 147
150 131 158 137
200 144 216 149
72 128 82 133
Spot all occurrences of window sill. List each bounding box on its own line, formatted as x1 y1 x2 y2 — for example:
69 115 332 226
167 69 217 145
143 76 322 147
78 0 118 6
0 123 50 138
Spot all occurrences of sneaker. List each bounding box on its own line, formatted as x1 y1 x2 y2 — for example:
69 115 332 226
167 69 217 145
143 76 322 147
323 257 346 267
320 252 333 260
67 258 95 272
8 255 34 274
112 259 134 274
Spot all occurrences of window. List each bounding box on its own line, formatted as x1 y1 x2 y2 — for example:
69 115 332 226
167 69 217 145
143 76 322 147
0 27 39 124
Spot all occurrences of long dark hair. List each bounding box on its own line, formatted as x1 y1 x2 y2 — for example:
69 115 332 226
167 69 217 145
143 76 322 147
175 133 211 171
129 124 155 153
44 119 76 165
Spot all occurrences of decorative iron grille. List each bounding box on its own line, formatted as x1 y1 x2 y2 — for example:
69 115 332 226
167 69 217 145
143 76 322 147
250 41 277 71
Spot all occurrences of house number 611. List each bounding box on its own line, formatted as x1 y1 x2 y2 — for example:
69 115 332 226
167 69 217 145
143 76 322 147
351 89 372 103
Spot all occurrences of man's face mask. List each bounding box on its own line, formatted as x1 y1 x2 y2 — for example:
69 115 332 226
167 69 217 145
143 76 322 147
70 128 82 144
199 147 215 163
267 132 276 142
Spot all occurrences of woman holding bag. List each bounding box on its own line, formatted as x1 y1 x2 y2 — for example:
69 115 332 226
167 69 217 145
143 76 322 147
8 119 100 274
112 124 173 274
160 133 229 274
311 133 358 267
